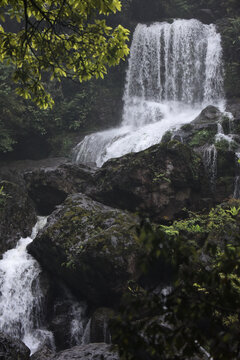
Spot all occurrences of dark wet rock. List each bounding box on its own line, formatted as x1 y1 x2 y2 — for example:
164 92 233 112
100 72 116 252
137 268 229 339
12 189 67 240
28 193 141 306
23 160 95 215
167 106 221 149
0 168 36 254
194 8 215 24
90 308 112 344
0 157 95 217
0 332 30 360
30 346 54 360
191 105 223 126
86 141 211 222
226 99 240 121
48 295 87 351
161 106 239 201
50 343 119 360
48 300 74 351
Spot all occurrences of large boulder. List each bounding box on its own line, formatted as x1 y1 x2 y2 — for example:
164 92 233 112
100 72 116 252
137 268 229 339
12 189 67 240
0 168 36 254
0 332 30 360
23 159 95 215
30 346 54 360
0 157 94 253
50 343 119 360
163 106 222 148
162 106 239 201
86 141 211 222
28 194 141 306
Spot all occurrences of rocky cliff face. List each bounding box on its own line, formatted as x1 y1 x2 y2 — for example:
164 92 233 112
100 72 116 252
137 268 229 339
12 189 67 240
0 113 239 358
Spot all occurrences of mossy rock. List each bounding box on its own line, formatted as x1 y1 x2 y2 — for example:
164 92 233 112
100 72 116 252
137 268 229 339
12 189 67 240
28 193 141 306
86 141 211 222
161 130 172 143
189 129 215 147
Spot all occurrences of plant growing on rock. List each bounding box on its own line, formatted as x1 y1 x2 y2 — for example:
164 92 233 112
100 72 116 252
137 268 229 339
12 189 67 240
112 202 240 359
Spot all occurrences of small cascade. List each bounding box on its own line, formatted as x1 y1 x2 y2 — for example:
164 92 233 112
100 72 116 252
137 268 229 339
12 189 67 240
0 217 55 354
215 121 234 148
70 302 87 346
203 144 217 187
74 19 225 167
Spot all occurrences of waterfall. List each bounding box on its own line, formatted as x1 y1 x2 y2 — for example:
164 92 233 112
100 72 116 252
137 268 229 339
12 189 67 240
203 144 217 187
74 19 224 167
0 217 54 354
70 301 87 346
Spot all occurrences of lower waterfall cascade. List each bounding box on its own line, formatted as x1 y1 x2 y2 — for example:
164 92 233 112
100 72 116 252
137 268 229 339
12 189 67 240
74 18 225 167
0 217 55 354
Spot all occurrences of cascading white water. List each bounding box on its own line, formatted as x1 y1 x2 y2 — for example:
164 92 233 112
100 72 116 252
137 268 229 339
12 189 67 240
74 19 224 167
203 144 218 187
0 217 54 354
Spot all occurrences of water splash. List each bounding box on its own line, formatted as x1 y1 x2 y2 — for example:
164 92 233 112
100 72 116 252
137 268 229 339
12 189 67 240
0 217 54 354
74 19 224 167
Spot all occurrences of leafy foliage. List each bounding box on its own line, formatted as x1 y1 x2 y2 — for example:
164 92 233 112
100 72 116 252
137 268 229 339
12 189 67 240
0 0 129 108
0 61 116 155
112 201 240 359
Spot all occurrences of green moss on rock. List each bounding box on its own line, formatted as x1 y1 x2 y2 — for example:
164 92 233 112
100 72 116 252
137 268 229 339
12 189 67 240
28 193 141 306
189 129 215 147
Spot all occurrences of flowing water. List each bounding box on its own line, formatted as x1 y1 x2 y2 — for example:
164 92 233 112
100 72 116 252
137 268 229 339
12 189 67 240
0 217 55 354
203 144 218 187
74 19 224 167
70 301 88 346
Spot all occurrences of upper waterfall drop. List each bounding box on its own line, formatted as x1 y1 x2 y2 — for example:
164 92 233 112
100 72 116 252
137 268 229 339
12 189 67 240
73 19 224 167
122 19 224 126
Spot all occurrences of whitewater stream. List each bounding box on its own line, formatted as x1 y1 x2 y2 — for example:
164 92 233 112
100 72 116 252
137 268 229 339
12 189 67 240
74 19 225 166
0 217 55 354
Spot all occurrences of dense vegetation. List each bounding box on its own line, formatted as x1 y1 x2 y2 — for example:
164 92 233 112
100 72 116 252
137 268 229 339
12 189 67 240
0 59 125 158
112 201 240 359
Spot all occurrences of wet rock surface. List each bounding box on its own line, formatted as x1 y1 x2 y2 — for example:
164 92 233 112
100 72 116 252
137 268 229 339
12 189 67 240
23 160 95 215
0 168 36 254
49 343 119 360
164 106 222 148
161 105 240 202
0 158 95 253
86 140 211 222
30 346 54 360
0 332 30 360
90 308 112 344
28 193 141 306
